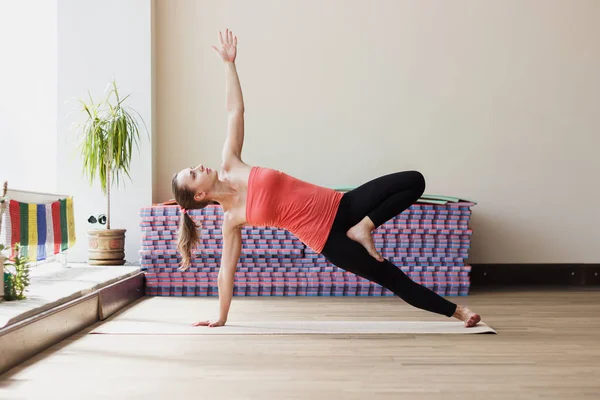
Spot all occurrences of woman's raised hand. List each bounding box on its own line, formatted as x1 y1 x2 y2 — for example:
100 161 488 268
212 28 237 63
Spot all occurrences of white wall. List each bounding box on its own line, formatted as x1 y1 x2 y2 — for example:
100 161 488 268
0 0 57 193
155 0 600 264
57 0 152 263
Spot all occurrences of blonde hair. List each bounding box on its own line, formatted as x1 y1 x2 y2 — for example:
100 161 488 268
171 174 211 270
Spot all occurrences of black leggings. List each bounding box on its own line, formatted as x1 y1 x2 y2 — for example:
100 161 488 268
320 170 457 318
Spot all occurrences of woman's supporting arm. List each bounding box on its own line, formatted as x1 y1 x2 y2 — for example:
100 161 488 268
192 218 241 327
216 220 242 324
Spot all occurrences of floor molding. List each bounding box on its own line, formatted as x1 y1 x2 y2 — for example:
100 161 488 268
0 272 145 376
470 264 600 286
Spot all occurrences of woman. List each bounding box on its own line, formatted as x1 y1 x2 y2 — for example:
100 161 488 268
171 29 481 328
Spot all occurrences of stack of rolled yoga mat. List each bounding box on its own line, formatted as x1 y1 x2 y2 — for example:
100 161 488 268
140 193 475 297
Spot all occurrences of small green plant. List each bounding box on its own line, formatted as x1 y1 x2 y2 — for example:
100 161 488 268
0 244 6 289
4 243 31 301
1 181 6 252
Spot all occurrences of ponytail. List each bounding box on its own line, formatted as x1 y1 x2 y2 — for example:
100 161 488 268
177 210 200 271
172 173 213 271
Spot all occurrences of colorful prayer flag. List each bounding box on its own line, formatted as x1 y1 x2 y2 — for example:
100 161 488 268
67 196 76 247
0 197 76 261
37 204 46 261
28 203 38 261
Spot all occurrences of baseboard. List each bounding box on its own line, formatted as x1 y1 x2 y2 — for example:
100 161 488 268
470 264 600 286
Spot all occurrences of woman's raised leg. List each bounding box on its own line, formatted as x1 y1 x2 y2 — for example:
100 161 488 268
323 170 481 326
339 170 426 261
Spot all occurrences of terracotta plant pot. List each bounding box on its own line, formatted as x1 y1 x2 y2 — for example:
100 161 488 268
87 229 126 265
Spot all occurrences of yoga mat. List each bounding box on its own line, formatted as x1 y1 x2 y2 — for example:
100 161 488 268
419 194 477 205
91 320 495 335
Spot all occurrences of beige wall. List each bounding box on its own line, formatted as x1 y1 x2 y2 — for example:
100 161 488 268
154 0 600 264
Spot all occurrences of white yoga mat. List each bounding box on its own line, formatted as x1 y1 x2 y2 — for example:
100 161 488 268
91 320 496 335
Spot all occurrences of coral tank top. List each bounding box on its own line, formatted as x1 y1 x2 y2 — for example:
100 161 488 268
245 166 343 253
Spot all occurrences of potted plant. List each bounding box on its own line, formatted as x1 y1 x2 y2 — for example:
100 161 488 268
1 181 7 300
0 244 6 301
3 243 30 301
77 80 146 265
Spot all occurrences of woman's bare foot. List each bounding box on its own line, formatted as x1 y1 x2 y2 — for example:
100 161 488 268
453 305 481 327
347 216 384 262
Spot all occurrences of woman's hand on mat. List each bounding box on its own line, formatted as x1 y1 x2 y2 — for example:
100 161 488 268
191 319 226 328
212 28 237 63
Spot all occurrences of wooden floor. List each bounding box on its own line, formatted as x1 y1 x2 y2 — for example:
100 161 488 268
1 288 600 400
